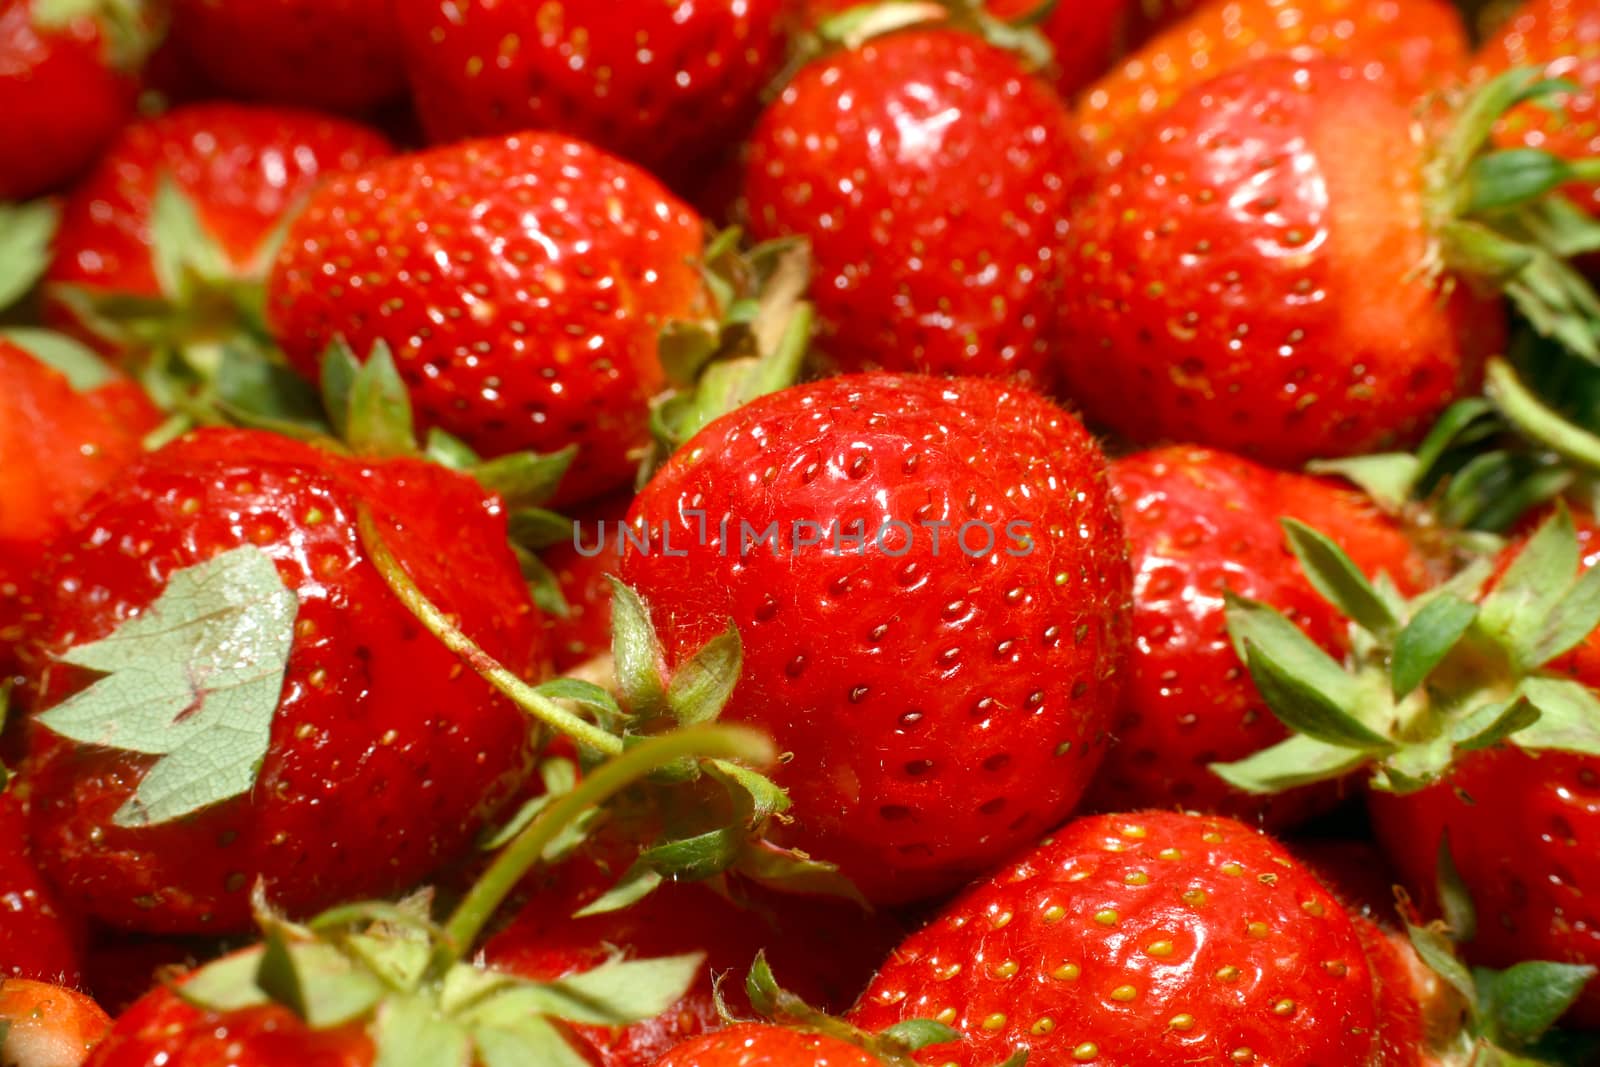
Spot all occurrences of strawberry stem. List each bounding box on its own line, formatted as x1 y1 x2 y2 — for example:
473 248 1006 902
1484 356 1600 470
357 508 626 758
430 723 777 977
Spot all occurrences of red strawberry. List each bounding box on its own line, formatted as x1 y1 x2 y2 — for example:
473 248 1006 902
0 978 111 1067
654 1024 884 1067
395 0 798 181
0 0 155 199
743 29 1087 385
267 132 708 506
0 333 162 672
82 936 211 1016
43 103 392 365
1089 446 1429 829
1060 57 1511 467
619 373 1131 903
0 791 85 986
1475 0 1600 219
167 0 406 114
19 427 544 933
850 810 1385 1065
545 493 632 673
1075 0 1471 170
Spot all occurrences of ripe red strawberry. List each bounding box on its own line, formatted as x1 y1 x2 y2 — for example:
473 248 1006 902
0 334 162 672
743 29 1087 385
268 132 708 506
19 427 545 933
0 978 111 1067
1060 57 1512 467
545 494 632 672
0 791 85 986
620 374 1131 903
167 0 406 114
850 810 1384 1065
43 103 393 362
395 0 798 180
1075 0 1471 170
1089 446 1429 829
0 0 155 199
654 1025 884 1067
1475 0 1600 218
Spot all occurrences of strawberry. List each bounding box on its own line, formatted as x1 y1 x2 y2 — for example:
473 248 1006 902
544 494 632 673
849 810 1385 1065
42 103 393 374
267 132 708 506
1088 446 1429 829
0 0 157 200
0 978 111 1067
81 936 211 1016
1075 0 1471 170
18 427 545 933
166 0 406 114
619 373 1131 903
394 0 798 181
1060 56 1547 468
654 1025 884 1067
0 332 162 672
0 791 85 986
742 29 1087 385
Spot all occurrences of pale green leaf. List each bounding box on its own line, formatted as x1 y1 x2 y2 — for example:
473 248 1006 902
1486 961 1598 1047
1512 677 1600 756
372 996 471 1067
1407 923 1477 1007
1480 507 1579 666
474 1018 593 1067
1210 734 1375 794
458 954 705 1029
346 341 417 458
1281 519 1399 637
149 176 230 299
0 200 59 311
572 863 664 918
37 546 297 826
666 623 742 726
609 579 668 717
175 950 270 1014
1393 594 1479 700
0 328 112 392
1529 564 1600 667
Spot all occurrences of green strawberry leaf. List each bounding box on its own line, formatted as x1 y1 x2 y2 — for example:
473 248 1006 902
320 338 361 439
453 954 705 1028
0 680 13 793
472 447 577 511
1437 832 1478 943
256 926 386 1029
509 508 573 552
1306 453 1420 513
177 949 273 1013
1465 149 1595 216
345 341 417 459
1210 734 1375 794
372 994 472 1067
423 427 482 470
1280 520 1399 637
878 1020 962 1053
1407 922 1478 1008
609 579 669 719
472 1018 592 1067
515 545 571 620
1451 695 1541 752
0 328 113 392
1393 593 1480 700
0 200 58 313
533 679 625 733
1481 961 1598 1048
149 176 232 300
1511 677 1600 756
641 828 741 882
1480 506 1581 668
37 546 297 827
665 623 742 727
1528 564 1600 666
573 863 665 918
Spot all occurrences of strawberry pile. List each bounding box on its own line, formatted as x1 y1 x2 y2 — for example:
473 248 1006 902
10 1 1600 1065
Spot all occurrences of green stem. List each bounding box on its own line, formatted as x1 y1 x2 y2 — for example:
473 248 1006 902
357 509 625 758
431 723 776 976
1484 356 1600 472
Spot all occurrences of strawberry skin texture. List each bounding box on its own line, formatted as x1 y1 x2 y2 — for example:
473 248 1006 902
654 1025 884 1067
0 338 162 672
44 103 393 338
1475 0 1600 217
742 29 1089 386
1090 447 1427 829
0 0 137 199
169 0 406 113
1061 57 1502 468
544 492 631 672
268 133 707 506
851 811 1384 1066
19 428 545 933
0 978 111 1067
620 374 1131 904
395 0 798 179
0 791 86 986
1075 0 1470 170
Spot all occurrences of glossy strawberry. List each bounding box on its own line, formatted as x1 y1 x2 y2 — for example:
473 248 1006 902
268 133 707 506
1089 446 1428 829
1076 0 1471 170
168 0 406 114
1475 0 1600 218
0 978 111 1067
620 374 1131 903
0 791 85 986
0 334 162 672
0 0 152 199
654 1025 884 1067
850 811 1384 1065
20 427 544 933
1061 57 1505 467
546 493 632 672
396 0 798 180
43 103 393 358
742 29 1087 385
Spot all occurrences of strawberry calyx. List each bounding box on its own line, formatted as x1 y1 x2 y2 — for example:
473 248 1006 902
0 200 60 317
1430 68 1600 364
174 725 773 1067
29 0 165 74
806 0 1055 71
1212 506 1600 795
360 515 864 911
